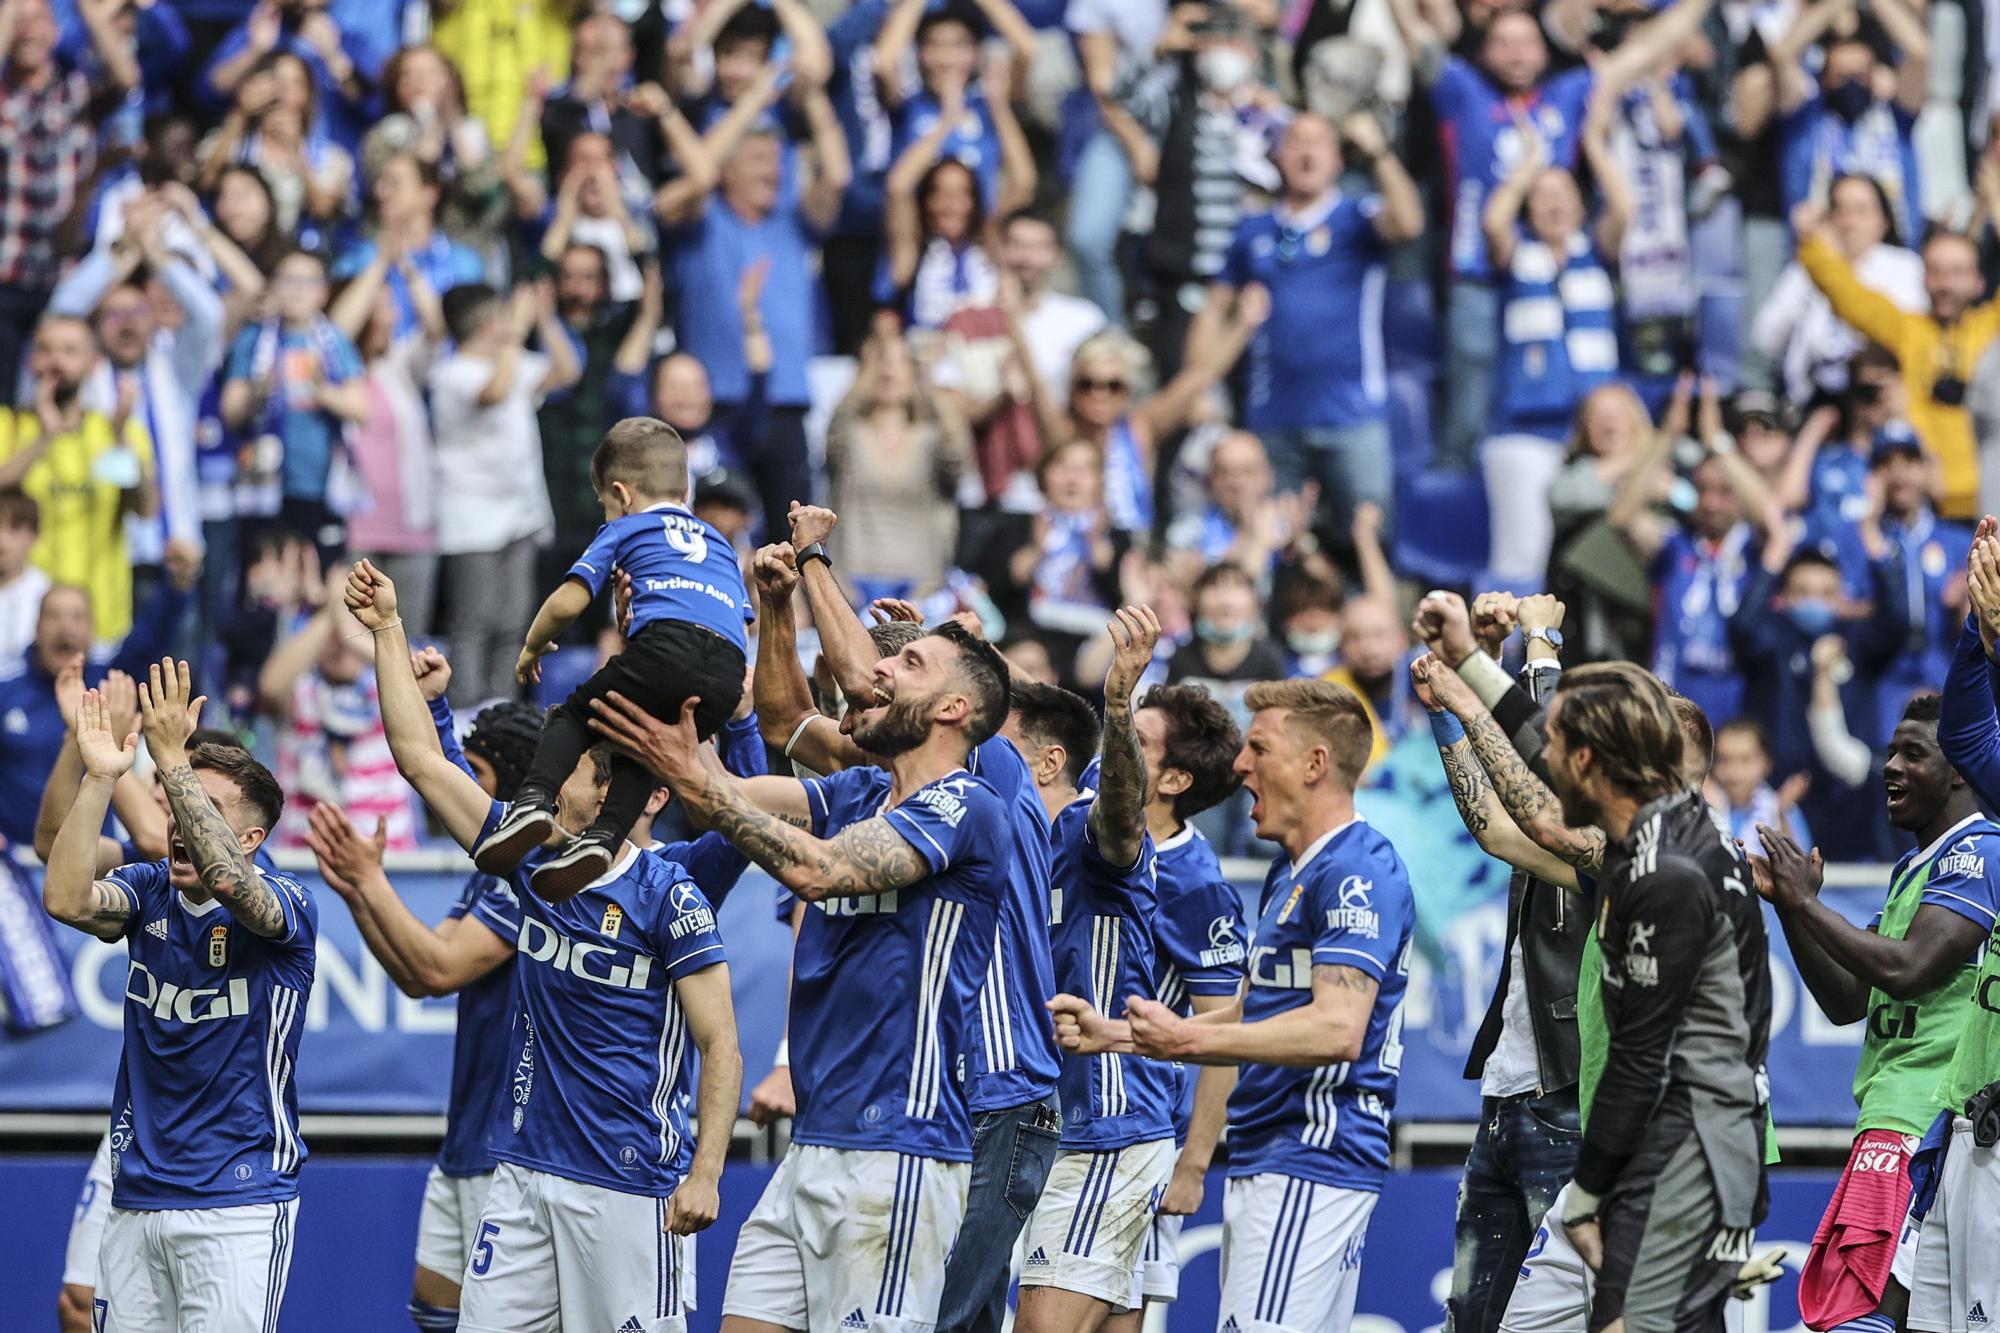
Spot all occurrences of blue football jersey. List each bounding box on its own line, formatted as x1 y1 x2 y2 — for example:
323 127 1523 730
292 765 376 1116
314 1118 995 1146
1049 799 1176 1148
436 872 519 1178
568 503 750 651
963 736 1061 1112
103 859 317 1209
1151 823 1249 1136
471 831 727 1198
1226 819 1413 1192
792 765 1007 1162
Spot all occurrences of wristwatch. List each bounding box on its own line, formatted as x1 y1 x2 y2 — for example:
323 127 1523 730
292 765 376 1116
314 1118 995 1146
797 542 832 570
1523 626 1564 651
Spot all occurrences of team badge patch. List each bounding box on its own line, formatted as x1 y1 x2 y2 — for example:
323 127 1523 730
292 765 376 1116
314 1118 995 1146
601 904 624 940
208 925 228 968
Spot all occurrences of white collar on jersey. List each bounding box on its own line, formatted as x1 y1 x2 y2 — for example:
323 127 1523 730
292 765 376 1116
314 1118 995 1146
641 501 693 516
1156 821 1198 852
1911 812 1987 867
176 891 225 917
1288 815 1364 880
582 843 641 891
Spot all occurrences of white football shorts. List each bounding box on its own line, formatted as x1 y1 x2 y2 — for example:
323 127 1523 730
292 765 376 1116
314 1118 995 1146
61 1132 115 1288
414 1165 495 1281
1019 1138 1175 1309
1908 1119 2000 1333
1215 1173 1376 1333
98 1197 299 1333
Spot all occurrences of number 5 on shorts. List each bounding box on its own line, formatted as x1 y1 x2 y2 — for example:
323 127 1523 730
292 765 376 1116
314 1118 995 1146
470 1221 500 1276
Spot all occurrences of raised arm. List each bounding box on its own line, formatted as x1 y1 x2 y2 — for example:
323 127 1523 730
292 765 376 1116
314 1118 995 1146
1123 965 1380 1067
751 543 873 775
34 661 136 873
345 560 498 848
987 55 1037 218
1385 0 1450 81
666 962 742 1235
630 84 718 228
1771 0 1852 114
76 0 142 92
873 0 926 108
1794 205 1911 350
42 690 139 941
883 83 965 288
138 659 289 938
1582 92 1633 258
789 504 885 703
796 85 851 234
1089 607 1161 867
1873 0 1930 115
1593 0 1716 99
1482 130 1544 272
1345 113 1423 244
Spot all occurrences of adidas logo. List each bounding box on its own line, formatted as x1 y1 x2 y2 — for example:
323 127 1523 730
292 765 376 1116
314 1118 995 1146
144 919 168 941
1223 1318 1241 1333
619 1319 647 1333
1025 1247 1050 1267
841 1309 870 1329
1970 1303 1989 1326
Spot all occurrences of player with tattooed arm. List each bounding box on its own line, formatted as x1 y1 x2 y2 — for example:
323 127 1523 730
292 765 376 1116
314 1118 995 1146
44 663 312 1333
1051 678 1414 1333
588 603 1015 1333
345 562 742 1333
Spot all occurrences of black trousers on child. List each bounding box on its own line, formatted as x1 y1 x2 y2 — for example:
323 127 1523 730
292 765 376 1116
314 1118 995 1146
523 620 747 841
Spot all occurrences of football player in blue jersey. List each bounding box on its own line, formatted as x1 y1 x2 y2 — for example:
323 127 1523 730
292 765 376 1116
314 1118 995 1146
744 531 1068 1333
45 665 315 1333
1014 608 1186 1333
1053 678 1416 1333
346 562 743 1333
1094 683 1248 1331
589 610 1017 1333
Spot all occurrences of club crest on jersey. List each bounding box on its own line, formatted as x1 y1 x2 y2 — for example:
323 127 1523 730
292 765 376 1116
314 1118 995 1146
909 779 972 828
601 904 624 940
208 924 228 968
1937 838 1987 882
1326 876 1380 938
1276 882 1306 923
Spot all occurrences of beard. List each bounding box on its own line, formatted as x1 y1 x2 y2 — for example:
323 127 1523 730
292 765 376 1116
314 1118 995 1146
52 377 80 407
850 692 933 757
1553 774 1597 831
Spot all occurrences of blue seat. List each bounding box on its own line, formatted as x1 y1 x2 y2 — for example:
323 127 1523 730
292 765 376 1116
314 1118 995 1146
535 646 598 710
1393 469 1490 590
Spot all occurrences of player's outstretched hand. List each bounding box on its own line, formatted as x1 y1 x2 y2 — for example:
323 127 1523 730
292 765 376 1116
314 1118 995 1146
103 669 139 742
590 693 701 784
1412 590 1477 667
754 544 800 602
788 501 838 550
305 805 387 900
343 559 399 630
76 688 138 781
1469 592 1517 655
411 647 452 702
1103 605 1161 709
1755 825 1823 911
665 1172 721 1236
868 596 923 625
137 658 205 768
747 1065 795 1125
1047 993 1126 1054
1125 995 1197 1060
1410 652 1444 712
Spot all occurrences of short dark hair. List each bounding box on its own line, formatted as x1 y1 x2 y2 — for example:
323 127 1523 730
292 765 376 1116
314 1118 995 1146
0 489 40 532
591 417 690 501
1849 341 1900 381
933 620 1011 746
1001 207 1056 238
1779 548 1843 589
715 1 779 54
189 743 285 832
1714 717 1770 756
1902 692 1943 726
916 1 980 42
442 283 501 345
870 621 926 657
585 741 615 786
1275 574 1342 619
1142 683 1244 820
1194 562 1258 602
558 240 610 278
1010 681 1098 787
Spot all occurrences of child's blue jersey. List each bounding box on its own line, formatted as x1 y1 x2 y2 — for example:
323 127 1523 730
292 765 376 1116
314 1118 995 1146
568 502 750 651
469 819 727 1198
1226 818 1414 1192
103 859 318 1209
1150 823 1249 1135
791 765 1008 1162
1048 798 1176 1148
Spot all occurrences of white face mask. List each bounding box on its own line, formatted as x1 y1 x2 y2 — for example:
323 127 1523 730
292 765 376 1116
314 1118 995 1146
1198 46 1255 93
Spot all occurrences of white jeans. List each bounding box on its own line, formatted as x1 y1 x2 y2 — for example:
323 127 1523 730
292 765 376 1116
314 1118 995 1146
1482 434 1567 586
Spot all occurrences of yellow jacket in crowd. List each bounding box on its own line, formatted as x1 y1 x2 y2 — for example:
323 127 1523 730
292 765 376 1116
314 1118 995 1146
0 409 155 644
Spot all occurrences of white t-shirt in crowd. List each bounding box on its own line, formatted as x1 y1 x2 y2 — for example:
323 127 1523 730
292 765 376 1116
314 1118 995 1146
1480 933 1542 1098
426 350 557 556
1020 291 1108 400
0 566 51 662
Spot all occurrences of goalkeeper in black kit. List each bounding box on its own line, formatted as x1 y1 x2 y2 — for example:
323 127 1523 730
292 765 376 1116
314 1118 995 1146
1540 662 1774 1333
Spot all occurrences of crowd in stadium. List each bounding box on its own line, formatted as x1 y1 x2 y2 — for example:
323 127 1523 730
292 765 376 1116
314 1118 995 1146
12 0 2000 1328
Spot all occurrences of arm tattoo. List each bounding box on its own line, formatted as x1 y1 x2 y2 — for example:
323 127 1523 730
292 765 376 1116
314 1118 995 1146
158 764 288 938
1461 710 1606 872
85 880 132 933
1088 702 1147 865
685 767 930 898
1437 737 1494 836
1313 964 1376 992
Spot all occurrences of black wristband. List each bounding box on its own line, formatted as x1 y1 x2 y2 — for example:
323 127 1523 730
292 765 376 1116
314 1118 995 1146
797 541 831 570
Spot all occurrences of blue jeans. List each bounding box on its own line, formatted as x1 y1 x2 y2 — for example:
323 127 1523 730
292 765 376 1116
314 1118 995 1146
1259 420 1394 542
1065 130 1132 325
1441 279 1500 473
936 1093 1062 1333
1446 1089 1582 1333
